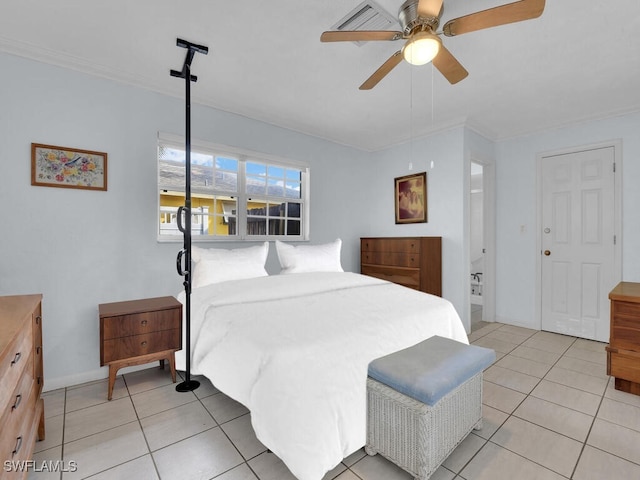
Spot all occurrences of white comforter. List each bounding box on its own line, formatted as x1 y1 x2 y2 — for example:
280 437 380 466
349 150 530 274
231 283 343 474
176 272 467 480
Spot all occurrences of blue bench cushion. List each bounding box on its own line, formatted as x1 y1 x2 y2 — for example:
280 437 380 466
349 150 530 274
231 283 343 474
368 336 495 406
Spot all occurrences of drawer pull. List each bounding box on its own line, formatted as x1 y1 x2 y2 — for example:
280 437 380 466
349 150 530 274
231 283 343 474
141 341 148 347
10 352 21 366
36 346 42 354
12 394 22 411
36 315 42 325
141 320 148 326
12 436 23 457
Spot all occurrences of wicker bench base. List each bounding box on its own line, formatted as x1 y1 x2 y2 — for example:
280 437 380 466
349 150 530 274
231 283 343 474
366 372 483 480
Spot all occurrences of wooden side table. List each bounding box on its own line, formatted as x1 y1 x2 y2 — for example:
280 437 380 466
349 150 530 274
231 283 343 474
606 282 640 395
99 296 182 400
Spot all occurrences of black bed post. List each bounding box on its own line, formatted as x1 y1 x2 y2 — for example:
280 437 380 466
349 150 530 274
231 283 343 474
171 38 208 393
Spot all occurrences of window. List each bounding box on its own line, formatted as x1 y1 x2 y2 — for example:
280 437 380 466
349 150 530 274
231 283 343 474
158 135 309 241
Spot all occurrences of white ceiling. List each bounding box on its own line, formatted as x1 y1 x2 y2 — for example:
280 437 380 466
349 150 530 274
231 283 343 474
1 0 640 151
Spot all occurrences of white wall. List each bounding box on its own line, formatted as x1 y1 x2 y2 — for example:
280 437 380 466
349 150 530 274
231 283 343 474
494 112 640 329
0 52 372 390
366 128 470 330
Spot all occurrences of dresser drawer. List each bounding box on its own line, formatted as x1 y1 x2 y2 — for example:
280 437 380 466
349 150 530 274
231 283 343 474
0 370 36 466
361 265 421 290
0 294 45 468
102 329 181 364
0 328 32 412
33 304 44 395
611 315 640 352
608 349 640 384
0 402 41 470
102 309 180 340
361 238 421 254
1 363 34 427
361 251 420 268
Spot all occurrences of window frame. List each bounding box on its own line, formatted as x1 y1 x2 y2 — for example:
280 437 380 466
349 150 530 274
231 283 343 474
157 133 310 243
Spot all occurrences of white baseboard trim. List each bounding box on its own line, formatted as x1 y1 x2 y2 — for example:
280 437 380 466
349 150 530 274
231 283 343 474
494 315 540 331
42 363 166 393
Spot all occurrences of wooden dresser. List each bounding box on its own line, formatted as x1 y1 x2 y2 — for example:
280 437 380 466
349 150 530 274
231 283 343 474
0 294 45 477
99 296 182 400
606 281 640 395
360 237 442 296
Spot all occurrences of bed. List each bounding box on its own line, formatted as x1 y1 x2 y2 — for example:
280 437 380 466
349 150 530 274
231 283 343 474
175 269 468 480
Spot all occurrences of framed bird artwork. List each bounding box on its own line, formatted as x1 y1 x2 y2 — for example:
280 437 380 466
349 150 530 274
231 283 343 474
31 143 107 191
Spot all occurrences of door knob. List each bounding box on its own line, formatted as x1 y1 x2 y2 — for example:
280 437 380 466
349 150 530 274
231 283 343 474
544 250 551 256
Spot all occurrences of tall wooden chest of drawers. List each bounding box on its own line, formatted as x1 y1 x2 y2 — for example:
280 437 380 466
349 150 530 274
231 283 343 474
606 281 640 395
0 294 45 478
360 237 442 296
99 296 182 400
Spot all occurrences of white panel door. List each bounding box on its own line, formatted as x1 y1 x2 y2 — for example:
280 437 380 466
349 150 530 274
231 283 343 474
540 146 616 341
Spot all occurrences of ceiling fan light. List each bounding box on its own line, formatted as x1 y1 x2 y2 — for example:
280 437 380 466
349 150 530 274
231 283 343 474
402 32 441 65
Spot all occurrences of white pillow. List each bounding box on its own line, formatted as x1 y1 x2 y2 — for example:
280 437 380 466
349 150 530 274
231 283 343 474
191 242 269 288
276 239 344 274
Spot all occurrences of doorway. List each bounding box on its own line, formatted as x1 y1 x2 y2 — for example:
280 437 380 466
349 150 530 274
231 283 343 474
538 143 621 342
470 162 484 328
469 159 496 331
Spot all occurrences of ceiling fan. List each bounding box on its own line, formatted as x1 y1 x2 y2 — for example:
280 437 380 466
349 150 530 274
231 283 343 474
321 0 545 89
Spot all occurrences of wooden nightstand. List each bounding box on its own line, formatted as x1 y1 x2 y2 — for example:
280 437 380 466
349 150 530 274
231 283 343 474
606 282 640 395
99 296 182 400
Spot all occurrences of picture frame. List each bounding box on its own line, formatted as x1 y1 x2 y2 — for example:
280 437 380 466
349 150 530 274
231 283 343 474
395 171 427 224
31 143 107 191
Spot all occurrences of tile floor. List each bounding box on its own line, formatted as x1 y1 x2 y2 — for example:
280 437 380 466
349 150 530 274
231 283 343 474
29 323 640 480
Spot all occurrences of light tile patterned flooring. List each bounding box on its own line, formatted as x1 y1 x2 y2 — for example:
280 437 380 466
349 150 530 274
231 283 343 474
29 322 640 480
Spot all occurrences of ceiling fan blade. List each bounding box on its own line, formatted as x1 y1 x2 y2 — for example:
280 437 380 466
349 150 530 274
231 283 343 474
360 51 404 90
443 0 545 37
321 30 403 42
417 0 444 18
432 45 468 84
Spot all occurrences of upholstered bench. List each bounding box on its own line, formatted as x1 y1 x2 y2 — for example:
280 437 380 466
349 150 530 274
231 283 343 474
365 335 495 480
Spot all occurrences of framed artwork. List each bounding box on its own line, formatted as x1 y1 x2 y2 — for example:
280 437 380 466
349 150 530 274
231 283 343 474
395 172 427 224
31 143 107 191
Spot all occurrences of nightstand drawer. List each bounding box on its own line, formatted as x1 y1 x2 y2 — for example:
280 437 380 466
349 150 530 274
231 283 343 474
102 309 180 340
608 349 640 384
613 300 640 317
611 318 640 352
102 329 180 364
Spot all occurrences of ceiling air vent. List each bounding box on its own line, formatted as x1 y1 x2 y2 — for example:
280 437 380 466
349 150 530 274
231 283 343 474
330 1 397 46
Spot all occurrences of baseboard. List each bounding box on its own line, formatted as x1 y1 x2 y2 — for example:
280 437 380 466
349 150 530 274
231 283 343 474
42 363 162 393
494 315 540 331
